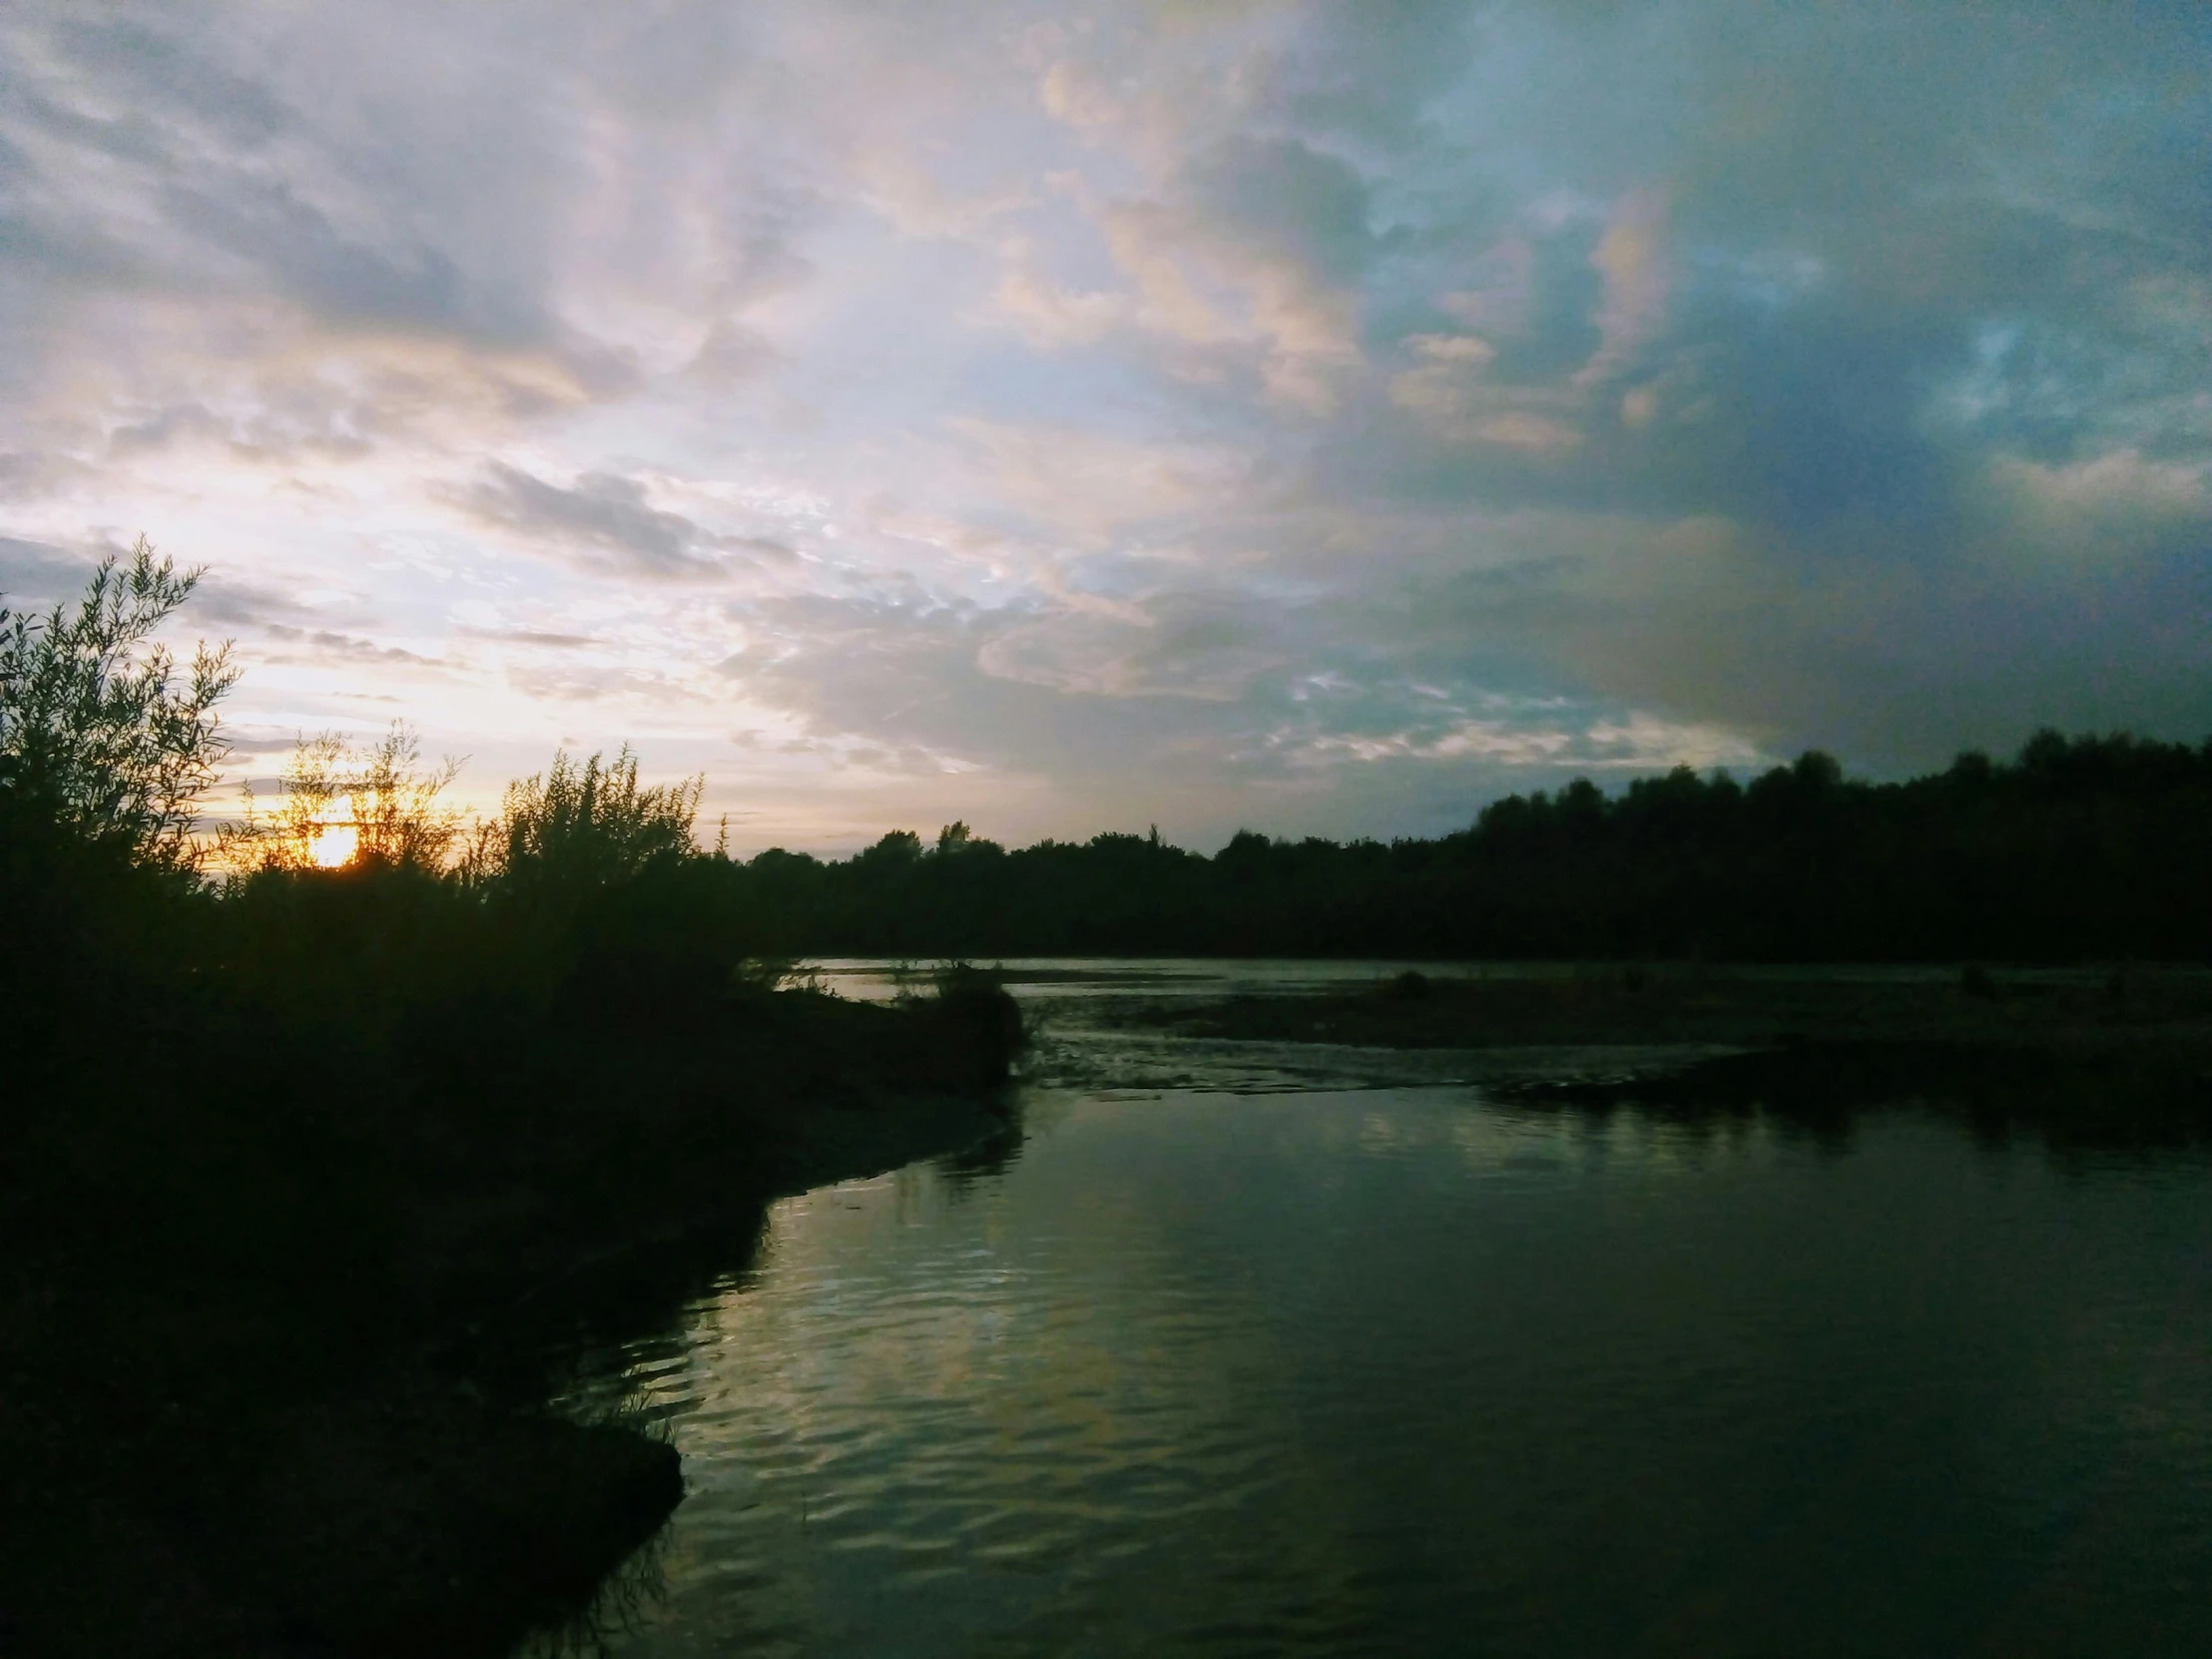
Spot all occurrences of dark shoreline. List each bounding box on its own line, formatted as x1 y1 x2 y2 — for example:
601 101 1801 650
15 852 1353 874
242 1088 1017 1659
2 987 1024 1659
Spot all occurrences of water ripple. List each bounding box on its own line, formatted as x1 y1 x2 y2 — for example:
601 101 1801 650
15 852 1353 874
561 1065 2212 1658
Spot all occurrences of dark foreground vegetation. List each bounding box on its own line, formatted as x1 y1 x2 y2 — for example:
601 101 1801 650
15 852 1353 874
1 546 1021 1657
719 736 2212 961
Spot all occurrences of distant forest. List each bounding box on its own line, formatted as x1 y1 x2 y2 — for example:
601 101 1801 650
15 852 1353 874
724 734 2212 962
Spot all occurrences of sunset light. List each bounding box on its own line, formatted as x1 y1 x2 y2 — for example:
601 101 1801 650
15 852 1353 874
308 796 357 869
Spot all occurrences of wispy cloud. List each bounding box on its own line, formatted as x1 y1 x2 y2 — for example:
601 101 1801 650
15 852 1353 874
446 463 794 582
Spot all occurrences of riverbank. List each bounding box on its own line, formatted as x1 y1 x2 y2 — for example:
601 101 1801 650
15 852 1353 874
1 979 1023 1659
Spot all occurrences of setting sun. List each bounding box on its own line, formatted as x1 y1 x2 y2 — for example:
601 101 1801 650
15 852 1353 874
308 795 357 868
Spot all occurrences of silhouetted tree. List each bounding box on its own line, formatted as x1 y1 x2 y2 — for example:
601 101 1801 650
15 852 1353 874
0 536 235 867
463 746 703 890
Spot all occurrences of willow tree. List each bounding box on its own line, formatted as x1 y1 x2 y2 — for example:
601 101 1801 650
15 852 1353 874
0 536 237 868
459 746 704 890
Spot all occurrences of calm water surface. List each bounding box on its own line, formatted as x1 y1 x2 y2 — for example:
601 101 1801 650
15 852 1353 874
563 963 2212 1657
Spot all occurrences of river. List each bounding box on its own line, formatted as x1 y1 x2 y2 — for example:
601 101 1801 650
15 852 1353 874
543 961 2212 1657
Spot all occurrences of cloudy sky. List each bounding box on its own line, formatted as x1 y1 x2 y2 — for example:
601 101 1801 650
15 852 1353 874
2 2 2206 850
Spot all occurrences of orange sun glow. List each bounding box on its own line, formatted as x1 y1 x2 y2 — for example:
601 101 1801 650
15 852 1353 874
309 795 358 868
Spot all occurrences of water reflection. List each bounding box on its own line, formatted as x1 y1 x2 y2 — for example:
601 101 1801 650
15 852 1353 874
535 969 2212 1658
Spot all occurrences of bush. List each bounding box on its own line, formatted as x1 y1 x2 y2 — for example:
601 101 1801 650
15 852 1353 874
464 747 702 892
0 535 235 867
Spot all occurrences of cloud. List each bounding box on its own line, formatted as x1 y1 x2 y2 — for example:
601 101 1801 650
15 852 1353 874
447 462 794 581
1036 128 1378 411
454 625 602 650
260 625 444 667
0 450 91 498
182 571 332 631
685 319 782 383
1984 448 2212 557
1574 188 1669 388
164 175 549 351
1039 59 1125 132
976 592 1286 701
1388 331 1495 420
220 732 320 758
0 0 2206 848
107 403 242 457
1272 707 1763 775
0 534 95 606
990 239 1129 349
3 12 558 349
940 416 1248 546
504 661 717 706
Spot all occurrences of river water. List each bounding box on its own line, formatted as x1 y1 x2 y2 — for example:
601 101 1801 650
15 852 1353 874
553 962 2212 1657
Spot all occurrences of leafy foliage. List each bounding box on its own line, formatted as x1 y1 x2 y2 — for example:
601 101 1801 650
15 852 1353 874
464 746 703 890
0 535 236 867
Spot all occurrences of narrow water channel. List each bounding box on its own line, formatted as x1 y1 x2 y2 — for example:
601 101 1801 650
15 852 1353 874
549 964 2212 1657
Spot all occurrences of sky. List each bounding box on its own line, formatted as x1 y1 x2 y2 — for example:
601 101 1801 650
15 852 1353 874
1 1 2207 852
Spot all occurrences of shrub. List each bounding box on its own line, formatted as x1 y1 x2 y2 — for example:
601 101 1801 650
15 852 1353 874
464 748 702 892
0 536 235 868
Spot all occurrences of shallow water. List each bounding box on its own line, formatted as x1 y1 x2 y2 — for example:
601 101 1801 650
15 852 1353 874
560 963 2212 1657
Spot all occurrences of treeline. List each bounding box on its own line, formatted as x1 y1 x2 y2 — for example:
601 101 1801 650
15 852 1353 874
712 738 2212 962
0 542 1000 1062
